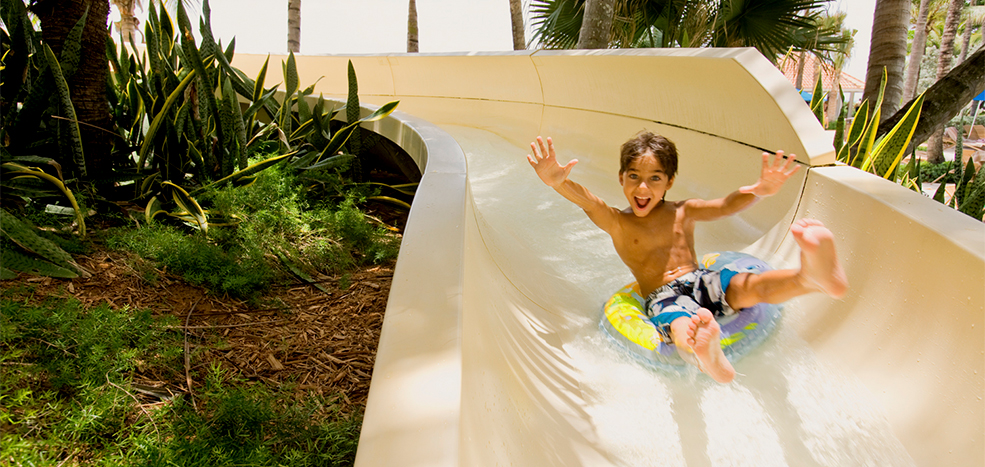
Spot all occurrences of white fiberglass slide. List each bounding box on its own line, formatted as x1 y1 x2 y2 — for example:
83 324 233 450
229 48 985 467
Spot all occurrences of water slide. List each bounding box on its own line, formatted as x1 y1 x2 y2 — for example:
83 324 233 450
230 49 984 466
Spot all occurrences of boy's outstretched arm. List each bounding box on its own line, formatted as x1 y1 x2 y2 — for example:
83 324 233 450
686 150 800 221
527 136 619 232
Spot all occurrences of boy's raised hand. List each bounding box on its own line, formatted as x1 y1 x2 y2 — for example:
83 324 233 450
739 150 800 198
528 136 577 188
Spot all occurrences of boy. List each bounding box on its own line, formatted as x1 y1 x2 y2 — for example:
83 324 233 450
527 132 848 383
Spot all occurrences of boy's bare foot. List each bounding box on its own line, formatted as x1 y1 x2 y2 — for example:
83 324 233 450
790 219 849 299
682 309 735 383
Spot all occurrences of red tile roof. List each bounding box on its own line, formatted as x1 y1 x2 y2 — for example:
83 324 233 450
778 52 865 92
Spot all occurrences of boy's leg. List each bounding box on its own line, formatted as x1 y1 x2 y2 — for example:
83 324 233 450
669 312 735 384
725 218 848 310
650 294 735 383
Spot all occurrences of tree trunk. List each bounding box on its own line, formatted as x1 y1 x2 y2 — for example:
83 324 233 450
288 0 301 53
509 0 526 50
957 0 978 64
794 50 806 90
863 0 909 122
902 0 931 101
576 0 615 49
926 0 964 164
827 69 843 123
33 0 112 181
407 0 418 52
877 46 985 156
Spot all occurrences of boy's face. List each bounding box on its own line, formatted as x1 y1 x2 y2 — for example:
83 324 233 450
619 153 674 217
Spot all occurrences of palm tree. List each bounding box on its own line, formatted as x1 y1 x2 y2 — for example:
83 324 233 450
288 0 301 53
530 0 848 63
408 0 419 52
576 0 616 48
30 0 113 180
510 0 527 50
926 0 965 163
863 0 910 122
902 0 933 101
877 45 984 153
823 13 855 123
957 0 983 63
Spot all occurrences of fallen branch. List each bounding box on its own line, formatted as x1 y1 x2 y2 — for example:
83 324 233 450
163 319 291 330
106 372 159 439
184 298 201 413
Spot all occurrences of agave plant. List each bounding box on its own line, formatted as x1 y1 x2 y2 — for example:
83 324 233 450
1 1 97 275
833 68 926 181
830 69 983 221
1 0 413 279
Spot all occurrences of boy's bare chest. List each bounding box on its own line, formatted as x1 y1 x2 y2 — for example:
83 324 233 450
612 212 692 258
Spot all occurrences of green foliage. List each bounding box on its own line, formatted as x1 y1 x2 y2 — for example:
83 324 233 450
833 86 846 155
0 208 88 278
107 223 272 299
0 297 180 463
2 0 412 282
529 0 851 60
135 382 361 466
920 160 956 184
809 72 824 124
112 162 402 297
0 296 360 466
866 93 925 179
1 0 91 182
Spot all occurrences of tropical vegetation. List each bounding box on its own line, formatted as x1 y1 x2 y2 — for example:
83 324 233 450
2 1 413 463
1 0 411 279
529 0 852 62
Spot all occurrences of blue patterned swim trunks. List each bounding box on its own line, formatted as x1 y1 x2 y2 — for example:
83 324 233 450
645 268 742 344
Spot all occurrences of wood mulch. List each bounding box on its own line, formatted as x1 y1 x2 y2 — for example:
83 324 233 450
1 247 393 413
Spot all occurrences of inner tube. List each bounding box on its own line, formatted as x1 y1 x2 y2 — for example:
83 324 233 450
600 251 782 371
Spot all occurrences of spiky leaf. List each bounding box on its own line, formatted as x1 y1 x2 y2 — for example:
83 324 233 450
809 72 824 125
1 246 78 278
958 164 985 219
867 93 924 178
163 181 208 232
42 44 86 177
839 100 868 164
833 86 846 156
0 209 85 276
189 152 292 196
138 69 197 170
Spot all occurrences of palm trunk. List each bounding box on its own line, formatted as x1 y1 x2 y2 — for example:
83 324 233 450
407 0 419 53
33 0 112 181
957 0 978 64
902 0 931 101
509 0 526 50
877 46 985 156
926 0 964 164
794 50 806 89
863 0 909 122
576 0 616 49
288 0 301 53
827 68 843 123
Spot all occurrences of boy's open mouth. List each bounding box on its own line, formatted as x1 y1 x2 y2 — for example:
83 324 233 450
634 196 650 210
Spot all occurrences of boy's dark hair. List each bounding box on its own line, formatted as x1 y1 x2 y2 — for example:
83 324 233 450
619 131 678 178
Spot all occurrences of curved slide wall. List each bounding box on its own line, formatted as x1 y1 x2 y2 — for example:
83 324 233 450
229 49 984 466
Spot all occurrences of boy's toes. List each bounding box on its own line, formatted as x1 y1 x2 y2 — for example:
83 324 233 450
695 307 714 324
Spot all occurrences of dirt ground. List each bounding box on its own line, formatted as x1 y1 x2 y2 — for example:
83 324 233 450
1 247 392 413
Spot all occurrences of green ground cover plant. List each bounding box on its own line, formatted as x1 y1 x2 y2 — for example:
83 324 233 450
2 3 414 463
106 161 401 299
0 293 361 466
